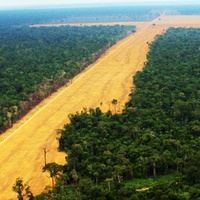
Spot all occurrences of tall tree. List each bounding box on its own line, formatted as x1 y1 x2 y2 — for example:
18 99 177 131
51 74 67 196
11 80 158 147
12 177 34 200
43 163 62 188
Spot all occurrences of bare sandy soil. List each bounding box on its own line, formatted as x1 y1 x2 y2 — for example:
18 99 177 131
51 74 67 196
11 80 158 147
30 21 142 27
31 15 200 28
1 15 200 199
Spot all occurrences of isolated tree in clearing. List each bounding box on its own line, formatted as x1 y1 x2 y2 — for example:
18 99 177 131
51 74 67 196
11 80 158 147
42 162 62 188
111 99 118 113
12 177 34 200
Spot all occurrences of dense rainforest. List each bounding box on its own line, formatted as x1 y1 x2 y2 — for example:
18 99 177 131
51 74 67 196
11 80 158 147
34 28 200 199
0 25 135 132
1 5 199 133
0 6 162 28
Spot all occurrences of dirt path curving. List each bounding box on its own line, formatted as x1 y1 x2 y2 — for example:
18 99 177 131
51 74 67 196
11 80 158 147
0 15 199 199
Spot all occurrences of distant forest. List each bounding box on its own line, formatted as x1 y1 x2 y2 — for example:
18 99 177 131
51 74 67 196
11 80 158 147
0 6 162 27
0 5 200 28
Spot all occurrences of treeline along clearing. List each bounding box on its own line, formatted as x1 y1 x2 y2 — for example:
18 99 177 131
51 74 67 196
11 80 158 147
0 25 135 132
36 28 200 199
0 4 199 133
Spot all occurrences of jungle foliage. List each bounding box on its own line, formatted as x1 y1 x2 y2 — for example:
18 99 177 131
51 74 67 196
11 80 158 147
0 25 135 132
36 28 200 199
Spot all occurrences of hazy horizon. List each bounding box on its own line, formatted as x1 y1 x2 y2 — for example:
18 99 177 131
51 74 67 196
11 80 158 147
0 0 200 9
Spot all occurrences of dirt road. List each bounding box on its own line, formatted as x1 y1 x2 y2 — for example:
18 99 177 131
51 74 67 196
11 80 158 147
0 15 200 199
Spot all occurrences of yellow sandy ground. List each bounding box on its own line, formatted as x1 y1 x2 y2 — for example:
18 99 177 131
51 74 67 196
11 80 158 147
0 15 200 199
136 187 149 192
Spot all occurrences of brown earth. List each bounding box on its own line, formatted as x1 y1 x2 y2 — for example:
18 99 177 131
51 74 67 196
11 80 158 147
1 15 200 199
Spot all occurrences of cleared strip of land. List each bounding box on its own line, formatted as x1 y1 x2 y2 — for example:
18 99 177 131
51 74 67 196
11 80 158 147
31 15 200 28
0 15 200 199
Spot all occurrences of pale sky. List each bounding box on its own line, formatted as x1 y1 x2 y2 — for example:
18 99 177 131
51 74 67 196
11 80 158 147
0 0 199 7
